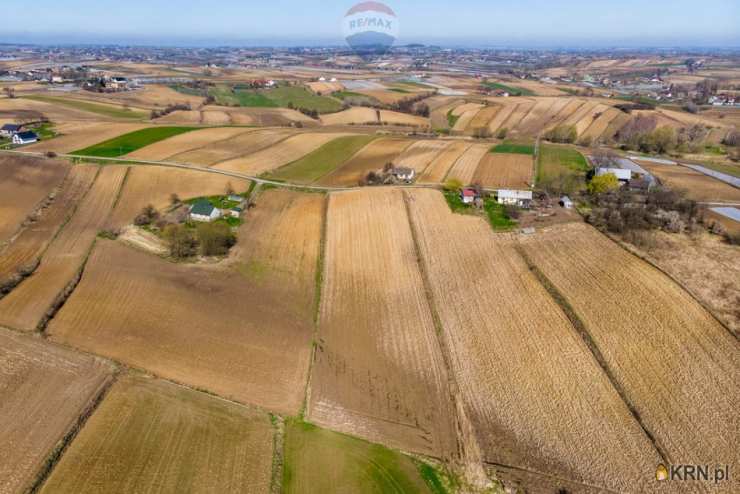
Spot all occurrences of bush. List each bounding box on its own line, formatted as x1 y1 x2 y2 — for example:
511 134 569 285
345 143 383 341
587 173 619 195
443 178 464 193
163 224 197 258
496 127 508 139
196 222 236 256
133 204 160 226
723 130 739 147
544 125 577 144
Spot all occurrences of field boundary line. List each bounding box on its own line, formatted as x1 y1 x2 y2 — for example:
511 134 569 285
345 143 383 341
28 369 120 494
603 232 739 341
402 190 490 488
205 129 301 169
440 142 471 183
483 460 621 494
515 245 671 465
268 414 285 494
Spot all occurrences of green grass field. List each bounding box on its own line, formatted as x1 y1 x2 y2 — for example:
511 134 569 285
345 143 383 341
482 81 535 96
491 142 535 155
283 419 446 494
266 135 377 184
537 144 589 182
73 127 198 157
23 95 147 119
446 109 460 128
211 85 342 113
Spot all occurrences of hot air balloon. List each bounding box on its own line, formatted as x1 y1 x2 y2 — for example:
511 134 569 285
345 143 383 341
342 2 399 55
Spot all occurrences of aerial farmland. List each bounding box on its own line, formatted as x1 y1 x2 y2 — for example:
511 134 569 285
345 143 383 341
0 10 739 493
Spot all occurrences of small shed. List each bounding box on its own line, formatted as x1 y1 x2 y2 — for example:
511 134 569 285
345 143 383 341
227 194 244 203
12 131 39 145
596 167 631 183
229 206 244 219
190 201 221 222
460 188 477 204
559 196 574 209
497 189 533 208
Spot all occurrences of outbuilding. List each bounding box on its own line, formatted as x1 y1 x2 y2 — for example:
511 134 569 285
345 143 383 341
596 167 631 183
12 131 39 145
0 123 21 137
460 188 477 204
190 201 221 222
559 196 574 209
390 167 416 183
497 189 533 208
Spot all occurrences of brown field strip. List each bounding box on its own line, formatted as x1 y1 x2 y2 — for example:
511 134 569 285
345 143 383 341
0 165 127 331
431 99 464 129
320 107 427 127
486 102 517 134
126 126 253 161
452 105 484 133
107 166 250 228
394 140 452 174
405 190 664 492
601 111 631 141
308 188 458 458
49 189 321 414
518 223 739 472
472 152 533 188
499 100 535 135
446 144 490 184
72 84 204 110
201 110 232 125
515 98 558 135
581 107 621 141
214 132 349 175
0 330 114 494
318 138 412 187
40 376 273 494
155 110 202 124
25 122 148 154
169 128 295 167
639 163 740 203
467 105 500 132
574 103 609 136
418 141 471 183
0 155 69 244
562 100 600 129
0 165 97 290
548 99 586 129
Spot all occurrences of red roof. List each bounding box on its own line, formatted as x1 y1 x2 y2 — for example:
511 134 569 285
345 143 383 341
462 189 476 197
346 2 396 16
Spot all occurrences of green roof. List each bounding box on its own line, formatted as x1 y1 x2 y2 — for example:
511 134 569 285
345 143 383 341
191 201 215 216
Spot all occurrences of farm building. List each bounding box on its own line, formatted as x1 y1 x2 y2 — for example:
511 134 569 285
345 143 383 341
190 201 221 222
460 188 478 204
497 189 533 208
596 167 631 183
12 131 39 145
560 196 574 209
1 123 21 137
228 206 243 219
227 194 244 203
391 167 416 183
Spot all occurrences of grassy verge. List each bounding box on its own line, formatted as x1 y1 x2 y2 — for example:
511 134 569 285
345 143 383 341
537 144 589 182
444 191 518 232
491 142 535 155
283 418 438 493
482 81 535 96
73 127 198 157
23 95 147 119
446 109 459 128
265 135 377 184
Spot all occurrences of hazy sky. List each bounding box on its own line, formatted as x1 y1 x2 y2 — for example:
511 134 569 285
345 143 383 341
2 0 738 47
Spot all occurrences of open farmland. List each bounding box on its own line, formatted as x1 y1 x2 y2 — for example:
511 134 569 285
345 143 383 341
445 144 489 184
638 163 740 203
125 126 253 161
72 84 204 110
107 166 250 228
215 132 350 175
0 155 69 244
451 104 484 133
0 165 127 331
22 94 147 119
318 138 412 186
405 189 664 492
309 188 458 458
418 141 471 183
284 419 439 494
537 144 589 183
266 135 377 184
74 126 198 157
40 376 273 494
169 128 295 166
472 152 533 188
319 107 428 127
0 330 113 494
394 140 452 174
24 122 148 154
0 165 97 291
49 189 321 414
518 223 738 474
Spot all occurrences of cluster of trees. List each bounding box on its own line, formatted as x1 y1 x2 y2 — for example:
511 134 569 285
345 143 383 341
150 103 191 120
390 93 434 116
614 102 656 114
285 102 320 119
544 124 578 144
614 116 685 154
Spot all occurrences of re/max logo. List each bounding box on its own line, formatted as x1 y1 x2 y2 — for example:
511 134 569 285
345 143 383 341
657 464 730 484
349 17 393 31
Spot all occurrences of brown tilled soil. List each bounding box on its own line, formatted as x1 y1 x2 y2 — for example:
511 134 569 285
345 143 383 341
472 152 533 188
0 330 114 494
318 138 412 187
639 163 740 203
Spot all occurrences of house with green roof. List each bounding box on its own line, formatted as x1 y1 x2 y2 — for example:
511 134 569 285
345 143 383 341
189 200 221 222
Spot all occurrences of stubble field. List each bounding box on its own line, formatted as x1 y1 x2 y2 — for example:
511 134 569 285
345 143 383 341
471 152 533 188
318 138 412 187
418 141 471 183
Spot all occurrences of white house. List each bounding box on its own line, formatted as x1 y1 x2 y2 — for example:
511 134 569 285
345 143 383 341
391 167 416 183
190 201 221 222
460 188 477 204
0 123 21 137
12 131 39 145
560 196 574 209
596 167 631 183
497 189 533 208
229 206 243 219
